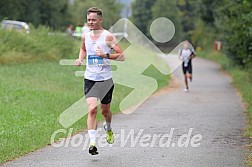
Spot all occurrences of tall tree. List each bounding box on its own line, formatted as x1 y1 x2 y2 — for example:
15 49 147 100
150 0 183 43
197 0 252 67
131 0 157 35
19 0 41 26
0 0 24 21
38 0 69 29
176 0 199 41
197 0 217 26
0 0 70 29
215 0 252 67
69 0 122 29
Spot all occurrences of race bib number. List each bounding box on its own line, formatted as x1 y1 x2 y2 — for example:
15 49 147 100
88 55 104 65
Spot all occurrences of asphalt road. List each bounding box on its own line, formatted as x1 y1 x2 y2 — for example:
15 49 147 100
1 58 249 167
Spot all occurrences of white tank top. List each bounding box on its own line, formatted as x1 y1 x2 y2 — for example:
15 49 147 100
84 30 112 81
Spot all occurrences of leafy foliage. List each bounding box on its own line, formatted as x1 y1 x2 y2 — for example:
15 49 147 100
131 0 184 44
215 0 252 67
0 27 77 64
176 0 199 40
150 0 183 43
0 0 69 29
131 0 157 35
0 0 121 30
194 0 252 68
68 0 122 29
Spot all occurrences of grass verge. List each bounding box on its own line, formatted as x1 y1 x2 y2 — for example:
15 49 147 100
0 26 77 64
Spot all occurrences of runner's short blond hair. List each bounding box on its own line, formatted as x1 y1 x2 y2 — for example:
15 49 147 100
87 7 102 17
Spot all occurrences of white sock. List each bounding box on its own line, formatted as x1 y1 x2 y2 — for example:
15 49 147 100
106 122 111 131
88 129 96 145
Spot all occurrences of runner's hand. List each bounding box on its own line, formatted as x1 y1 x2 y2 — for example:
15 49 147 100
96 46 105 58
75 59 82 66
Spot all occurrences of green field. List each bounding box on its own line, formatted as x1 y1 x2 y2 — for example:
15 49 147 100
0 29 170 163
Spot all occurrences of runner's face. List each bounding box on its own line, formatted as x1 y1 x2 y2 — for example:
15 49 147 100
87 13 102 30
183 42 189 49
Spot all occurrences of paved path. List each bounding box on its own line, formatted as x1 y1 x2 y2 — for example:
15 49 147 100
1 58 248 167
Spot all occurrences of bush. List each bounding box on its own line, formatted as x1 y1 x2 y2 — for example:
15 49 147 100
215 0 252 68
0 25 78 64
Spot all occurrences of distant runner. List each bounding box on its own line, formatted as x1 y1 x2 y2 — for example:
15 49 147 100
179 41 196 92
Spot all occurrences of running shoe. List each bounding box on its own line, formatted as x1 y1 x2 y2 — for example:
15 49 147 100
103 122 115 144
89 144 98 155
183 88 189 92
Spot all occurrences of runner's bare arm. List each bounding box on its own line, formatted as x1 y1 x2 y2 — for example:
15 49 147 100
190 50 196 59
178 49 183 61
104 33 125 61
75 34 87 66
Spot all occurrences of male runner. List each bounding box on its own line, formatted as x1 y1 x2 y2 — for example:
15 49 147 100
179 41 196 92
75 7 124 155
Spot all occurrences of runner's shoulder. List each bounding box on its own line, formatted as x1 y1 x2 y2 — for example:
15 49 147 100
104 30 115 41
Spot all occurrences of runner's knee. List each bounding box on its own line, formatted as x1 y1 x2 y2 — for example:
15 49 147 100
101 107 110 117
88 106 97 116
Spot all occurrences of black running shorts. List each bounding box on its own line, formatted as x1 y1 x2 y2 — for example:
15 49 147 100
84 78 114 104
182 62 192 74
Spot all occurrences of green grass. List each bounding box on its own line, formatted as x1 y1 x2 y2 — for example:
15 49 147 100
0 26 78 64
198 49 252 166
0 62 82 161
0 36 170 163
